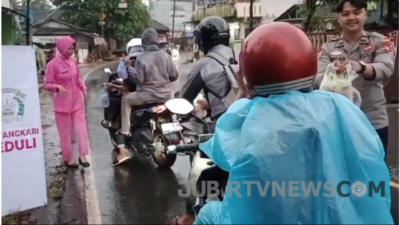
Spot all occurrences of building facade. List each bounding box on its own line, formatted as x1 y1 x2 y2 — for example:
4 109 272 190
191 0 267 41
150 0 192 33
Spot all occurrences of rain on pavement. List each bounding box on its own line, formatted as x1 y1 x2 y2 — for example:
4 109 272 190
77 55 398 224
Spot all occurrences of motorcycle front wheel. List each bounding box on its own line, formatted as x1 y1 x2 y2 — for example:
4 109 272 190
151 133 177 169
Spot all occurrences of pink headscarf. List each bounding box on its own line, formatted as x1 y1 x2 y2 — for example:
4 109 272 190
56 36 75 59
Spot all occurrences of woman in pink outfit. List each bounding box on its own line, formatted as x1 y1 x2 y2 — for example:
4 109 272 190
42 37 90 168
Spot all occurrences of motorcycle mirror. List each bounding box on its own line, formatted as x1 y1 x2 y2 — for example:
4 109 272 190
104 68 112 74
165 98 194 115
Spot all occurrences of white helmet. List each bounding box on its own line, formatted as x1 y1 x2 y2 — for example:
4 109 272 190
126 38 142 52
126 38 143 59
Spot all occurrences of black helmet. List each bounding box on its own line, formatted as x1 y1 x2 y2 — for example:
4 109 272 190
196 16 230 54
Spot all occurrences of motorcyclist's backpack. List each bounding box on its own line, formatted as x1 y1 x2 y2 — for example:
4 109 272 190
206 49 239 108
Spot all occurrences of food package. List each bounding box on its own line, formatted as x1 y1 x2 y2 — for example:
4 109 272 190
320 63 362 107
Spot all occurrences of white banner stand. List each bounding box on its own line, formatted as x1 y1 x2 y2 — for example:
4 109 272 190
2 46 47 216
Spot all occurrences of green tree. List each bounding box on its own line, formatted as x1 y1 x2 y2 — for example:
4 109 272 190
50 0 151 41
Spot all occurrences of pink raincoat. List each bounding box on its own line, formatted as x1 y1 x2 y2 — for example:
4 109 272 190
43 37 89 162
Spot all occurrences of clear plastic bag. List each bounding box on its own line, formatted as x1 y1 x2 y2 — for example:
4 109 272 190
100 88 109 108
320 63 362 107
117 60 128 79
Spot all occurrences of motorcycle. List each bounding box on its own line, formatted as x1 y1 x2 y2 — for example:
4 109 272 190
102 67 209 168
166 138 229 217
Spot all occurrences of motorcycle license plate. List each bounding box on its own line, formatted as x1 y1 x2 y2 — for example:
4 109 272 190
161 122 182 133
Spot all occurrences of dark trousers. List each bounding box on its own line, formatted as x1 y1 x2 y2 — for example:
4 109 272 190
104 97 122 124
376 126 389 159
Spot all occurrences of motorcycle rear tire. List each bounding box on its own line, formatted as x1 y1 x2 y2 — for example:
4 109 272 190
151 134 177 169
152 152 177 169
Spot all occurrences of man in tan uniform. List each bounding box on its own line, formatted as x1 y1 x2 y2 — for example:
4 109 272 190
314 0 395 158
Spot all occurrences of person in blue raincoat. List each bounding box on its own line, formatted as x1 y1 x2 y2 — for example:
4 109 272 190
194 22 393 224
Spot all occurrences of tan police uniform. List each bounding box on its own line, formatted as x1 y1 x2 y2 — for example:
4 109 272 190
315 31 396 130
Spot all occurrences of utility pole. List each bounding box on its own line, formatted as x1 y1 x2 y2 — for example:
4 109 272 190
249 0 254 33
25 0 31 45
171 0 176 44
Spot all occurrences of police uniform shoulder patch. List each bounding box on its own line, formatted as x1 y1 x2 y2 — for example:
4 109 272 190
367 32 392 52
381 37 394 52
382 43 393 52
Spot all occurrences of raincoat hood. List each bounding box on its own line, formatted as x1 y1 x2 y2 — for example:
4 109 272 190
141 28 159 51
56 36 75 58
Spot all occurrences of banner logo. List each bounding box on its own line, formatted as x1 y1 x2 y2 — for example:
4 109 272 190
2 88 26 123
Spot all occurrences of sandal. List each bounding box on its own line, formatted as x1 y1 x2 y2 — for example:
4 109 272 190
79 157 91 168
101 120 113 129
112 155 132 166
64 161 79 168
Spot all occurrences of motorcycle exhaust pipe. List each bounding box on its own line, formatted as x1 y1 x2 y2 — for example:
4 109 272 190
166 143 199 155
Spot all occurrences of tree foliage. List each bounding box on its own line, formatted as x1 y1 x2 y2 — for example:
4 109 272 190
299 0 319 32
49 0 151 40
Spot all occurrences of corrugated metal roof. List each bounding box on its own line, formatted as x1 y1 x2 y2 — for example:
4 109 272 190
152 19 170 31
32 8 61 25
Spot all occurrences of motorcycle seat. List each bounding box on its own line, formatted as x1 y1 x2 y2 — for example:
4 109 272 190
131 99 168 121
140 99 167 109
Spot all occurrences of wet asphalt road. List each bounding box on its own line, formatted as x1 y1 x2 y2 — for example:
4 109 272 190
83 58 398 224
85 59 192 224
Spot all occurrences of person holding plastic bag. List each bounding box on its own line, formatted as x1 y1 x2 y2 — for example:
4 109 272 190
117 57 129 79
319 55 362 107
314 0 395 159
113 28 179 165
194 22 392 224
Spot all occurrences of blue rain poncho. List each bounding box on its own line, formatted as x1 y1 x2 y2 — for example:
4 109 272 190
196 90 393 224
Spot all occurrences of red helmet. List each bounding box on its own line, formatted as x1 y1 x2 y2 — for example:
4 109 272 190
240 22 316 96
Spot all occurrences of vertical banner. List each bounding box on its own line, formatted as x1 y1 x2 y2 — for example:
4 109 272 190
1 46 47 216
